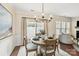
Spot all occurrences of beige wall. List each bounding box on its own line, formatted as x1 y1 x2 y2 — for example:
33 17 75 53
71 17 79 38
1 3 23 46
48 16 72 36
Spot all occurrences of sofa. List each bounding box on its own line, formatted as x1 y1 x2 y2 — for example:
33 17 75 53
59 34 73 44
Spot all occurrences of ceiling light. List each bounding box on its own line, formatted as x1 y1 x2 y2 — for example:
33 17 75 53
34 3 53 22
42 3 53 21
34 3 53 21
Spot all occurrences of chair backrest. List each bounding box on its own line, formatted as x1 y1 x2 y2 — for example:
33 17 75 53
43 39 57 47
42 39 57 56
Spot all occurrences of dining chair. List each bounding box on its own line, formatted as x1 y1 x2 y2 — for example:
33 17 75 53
24 36 38 56
47 35 59 53
41 39 57 56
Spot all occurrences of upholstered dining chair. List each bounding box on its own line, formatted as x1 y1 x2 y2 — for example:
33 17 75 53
24 36 38 56
48 35 59 53
41 39 57 56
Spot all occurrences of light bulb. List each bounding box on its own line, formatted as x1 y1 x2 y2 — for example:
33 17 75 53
49 15 52 19
42 13 44 16
42 13 44 18
34 16 36 18
49 15 52 17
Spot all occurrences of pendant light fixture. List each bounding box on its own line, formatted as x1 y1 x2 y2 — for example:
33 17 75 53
34 3 53 22
41 3 53 22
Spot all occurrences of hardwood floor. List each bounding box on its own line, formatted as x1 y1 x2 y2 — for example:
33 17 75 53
10 43 79 56
10 46 20 56
10 45 70 56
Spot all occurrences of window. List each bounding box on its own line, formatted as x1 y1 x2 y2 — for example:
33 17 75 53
27 19 44 42
27 21 36 40
36 22 44 33
56 21 70 35
56 22 61 35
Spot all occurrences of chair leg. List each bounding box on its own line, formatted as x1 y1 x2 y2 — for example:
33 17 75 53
54 53 55 56
43 47 47 56
26 50 28 56
44 50 47 56
56 45 59 53
36 49 38 56
26 52 28 56
25 47 28 56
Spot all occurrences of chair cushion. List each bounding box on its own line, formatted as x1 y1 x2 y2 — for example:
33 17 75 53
26 43 37 51
32 36 39 41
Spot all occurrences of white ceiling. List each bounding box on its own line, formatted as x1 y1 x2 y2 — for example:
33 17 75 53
11 3 79 17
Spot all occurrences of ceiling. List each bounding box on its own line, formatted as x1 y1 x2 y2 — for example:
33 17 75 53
11 3 79 17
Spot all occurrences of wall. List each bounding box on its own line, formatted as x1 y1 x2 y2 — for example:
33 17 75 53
71 17 79 37
0 3 18 55
14 11 34 46
48 16 72 37
1 4 24 46
1 3 17 46
16 11 72 40
0 35 13 56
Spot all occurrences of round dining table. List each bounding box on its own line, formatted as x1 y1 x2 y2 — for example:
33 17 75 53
32 40 46 46
31 39 58 56
31 39 46 55
32 39 58 46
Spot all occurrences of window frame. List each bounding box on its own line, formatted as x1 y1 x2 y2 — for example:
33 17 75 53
56 21 70 35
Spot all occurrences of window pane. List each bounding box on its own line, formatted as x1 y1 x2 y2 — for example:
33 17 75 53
66 22 70 29
27 20 44 43
37 22 44 33
56 29 60 35
56 21 61 28
27 20 36 42
27 27 35 38
27 22 36 27
66 29 70 34
61 22 65 28
61 28 66 34
56 21 70 35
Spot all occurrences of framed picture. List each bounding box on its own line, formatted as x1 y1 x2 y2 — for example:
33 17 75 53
0 4 13 40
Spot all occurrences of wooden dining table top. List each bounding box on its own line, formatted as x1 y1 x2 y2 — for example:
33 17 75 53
32 39 57 46
32 39 46 46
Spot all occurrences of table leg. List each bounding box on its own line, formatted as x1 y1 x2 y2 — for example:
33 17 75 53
36 46 43 56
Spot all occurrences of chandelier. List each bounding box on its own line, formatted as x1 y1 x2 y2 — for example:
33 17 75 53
34 3 53 22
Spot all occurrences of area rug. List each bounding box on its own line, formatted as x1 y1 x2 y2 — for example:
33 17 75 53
60 42 79 56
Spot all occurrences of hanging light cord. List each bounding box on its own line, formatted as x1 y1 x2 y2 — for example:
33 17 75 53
42 3 44 13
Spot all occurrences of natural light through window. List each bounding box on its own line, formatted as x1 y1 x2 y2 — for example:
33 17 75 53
27 19 44 42
56 21 70 35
